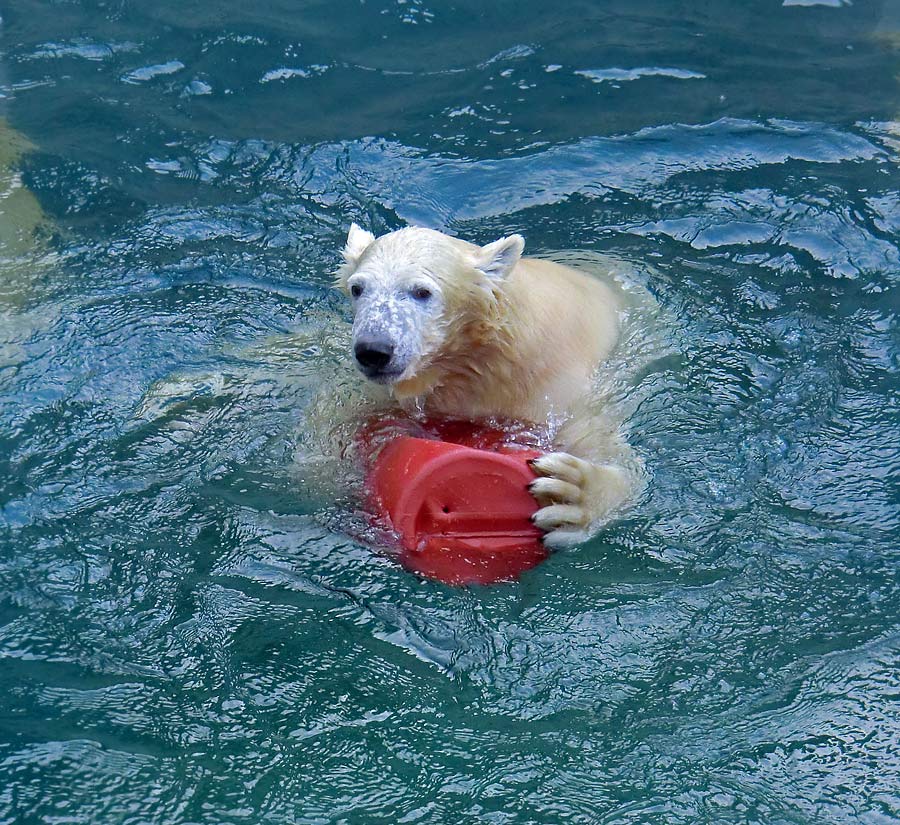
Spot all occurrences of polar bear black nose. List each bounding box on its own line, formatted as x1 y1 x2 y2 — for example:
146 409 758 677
355 338 394 371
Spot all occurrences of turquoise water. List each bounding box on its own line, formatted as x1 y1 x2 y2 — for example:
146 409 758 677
1 1 899 822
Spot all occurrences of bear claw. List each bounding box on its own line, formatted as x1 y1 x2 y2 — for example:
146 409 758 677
529 452 587 486
532 503 588 532
528 476 581 506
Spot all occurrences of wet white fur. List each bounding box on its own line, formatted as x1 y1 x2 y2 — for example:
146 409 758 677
336 224 643 547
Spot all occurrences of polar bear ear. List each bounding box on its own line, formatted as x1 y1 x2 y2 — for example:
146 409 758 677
474 234 524 282
342 223 376 267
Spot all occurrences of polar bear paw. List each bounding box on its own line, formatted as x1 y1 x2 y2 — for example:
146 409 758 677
528 452 629 549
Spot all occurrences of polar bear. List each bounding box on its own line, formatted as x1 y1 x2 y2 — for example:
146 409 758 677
335 223 643 547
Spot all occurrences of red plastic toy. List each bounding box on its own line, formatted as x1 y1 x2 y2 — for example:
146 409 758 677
361 419 550 585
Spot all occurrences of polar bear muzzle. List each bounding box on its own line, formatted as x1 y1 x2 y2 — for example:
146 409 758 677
350 294 428 382
354 335 395 376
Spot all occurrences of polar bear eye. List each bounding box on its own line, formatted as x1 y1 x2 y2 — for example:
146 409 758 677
411 285 433 301
350 283 364 299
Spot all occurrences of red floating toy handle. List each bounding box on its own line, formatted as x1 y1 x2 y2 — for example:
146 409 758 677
361 420 549 585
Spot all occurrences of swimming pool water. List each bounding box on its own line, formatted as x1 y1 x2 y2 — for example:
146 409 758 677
1 1 898 823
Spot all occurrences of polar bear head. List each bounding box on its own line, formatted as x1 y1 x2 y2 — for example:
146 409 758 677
335 224 524 397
